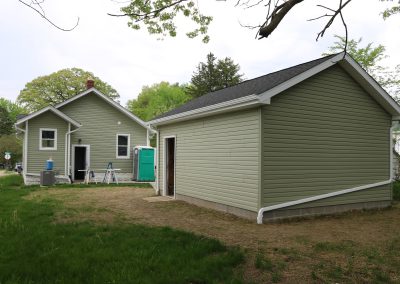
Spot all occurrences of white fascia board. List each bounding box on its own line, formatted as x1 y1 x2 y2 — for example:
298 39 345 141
339 54 400 116
55 88 151 131
258 53 344 104
148 94 261 126
15 106 81 128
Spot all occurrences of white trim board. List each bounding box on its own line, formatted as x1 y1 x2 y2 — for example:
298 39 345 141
116 133 131 159
149 95 260 126
16 106 81 127
39 128 58 151
55 88 152 131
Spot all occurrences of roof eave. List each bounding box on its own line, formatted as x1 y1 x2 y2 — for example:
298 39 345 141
55 88 152 131
149 94 262 126
15 106 81 128
339 54 400 117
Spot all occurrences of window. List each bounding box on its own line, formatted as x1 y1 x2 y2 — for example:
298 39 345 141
116 134 130 158
40 128 57 150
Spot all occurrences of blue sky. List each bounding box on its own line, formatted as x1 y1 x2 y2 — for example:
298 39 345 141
0 0 399 106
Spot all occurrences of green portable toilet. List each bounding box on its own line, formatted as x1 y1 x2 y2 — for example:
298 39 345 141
133 146 155 182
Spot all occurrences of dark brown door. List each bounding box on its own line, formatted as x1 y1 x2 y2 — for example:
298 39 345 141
166 138 175 196
74 147 86 180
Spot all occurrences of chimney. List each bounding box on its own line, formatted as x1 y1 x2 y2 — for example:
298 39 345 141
86 78 94 89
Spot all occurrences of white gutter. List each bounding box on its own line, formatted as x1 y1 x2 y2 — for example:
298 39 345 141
257 120 399 224
149 94 261 126
65 124 80 178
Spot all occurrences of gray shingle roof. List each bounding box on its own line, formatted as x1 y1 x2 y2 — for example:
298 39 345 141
154 54 337 120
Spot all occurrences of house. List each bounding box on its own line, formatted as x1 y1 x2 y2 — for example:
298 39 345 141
148 53 400 224
15 81 152 185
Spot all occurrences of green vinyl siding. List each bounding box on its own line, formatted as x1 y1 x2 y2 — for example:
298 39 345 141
27 111 68 174
59 93 147 173
158 109 260 212
261 65 392 209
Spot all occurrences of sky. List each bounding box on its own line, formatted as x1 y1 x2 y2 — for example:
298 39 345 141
0 0 399 106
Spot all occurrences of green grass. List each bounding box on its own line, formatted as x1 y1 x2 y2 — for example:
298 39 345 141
0 176 244 283
393 181 400 200
0 174 23 188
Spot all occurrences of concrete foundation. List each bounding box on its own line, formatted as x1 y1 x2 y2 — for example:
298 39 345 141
175 194 257 220
24 173 70 185
262 200 392 222
176 193 391 223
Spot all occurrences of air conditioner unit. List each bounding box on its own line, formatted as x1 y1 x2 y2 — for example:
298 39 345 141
133 146 155 182
40 170 55 186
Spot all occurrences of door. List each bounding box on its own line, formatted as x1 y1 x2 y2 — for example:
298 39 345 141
138 148 155 181
74 146 87 180
165 138 175 196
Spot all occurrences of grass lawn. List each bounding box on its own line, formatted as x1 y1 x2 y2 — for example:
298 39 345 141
2 174 400 283
0 174 243 283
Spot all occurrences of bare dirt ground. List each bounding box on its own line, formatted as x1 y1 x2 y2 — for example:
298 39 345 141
28 186 400 283
0 170 14 177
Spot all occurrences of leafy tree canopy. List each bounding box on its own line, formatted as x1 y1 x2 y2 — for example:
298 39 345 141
187 53 243 98
0 106 14 136
0 134 22 165
127 82 191 121
107 0 399 43
17 68 119 112
0 98 27 123
323 35 400 99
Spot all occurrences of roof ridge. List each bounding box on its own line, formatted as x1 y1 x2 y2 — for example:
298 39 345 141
151 53 340 121
192 53 339 98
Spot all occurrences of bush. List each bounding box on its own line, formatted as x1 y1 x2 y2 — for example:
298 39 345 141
393 181 400 201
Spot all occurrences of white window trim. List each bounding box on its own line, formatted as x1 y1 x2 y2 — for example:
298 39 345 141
39 128 57 151
116 134 130 159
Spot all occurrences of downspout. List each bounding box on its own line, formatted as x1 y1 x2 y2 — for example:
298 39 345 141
15 123 27 181
65 124 80 180
256 120 399 224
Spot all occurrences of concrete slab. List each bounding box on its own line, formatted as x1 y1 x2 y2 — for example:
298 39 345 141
143 196 174 202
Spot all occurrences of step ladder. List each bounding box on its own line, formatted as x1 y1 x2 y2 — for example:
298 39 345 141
102 162 118 184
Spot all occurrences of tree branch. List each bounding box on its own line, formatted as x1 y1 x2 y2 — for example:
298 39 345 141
107 0 188 18
257 0 304 39
18 0 79 31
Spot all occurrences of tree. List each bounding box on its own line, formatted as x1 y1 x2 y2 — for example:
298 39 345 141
0 135 23 166
0 106 14 136
323 35 400 99
17 68 119 112
127 82 191 121
187 53 243 98
0 98 27 124
18 1 400 45
108 0 399 45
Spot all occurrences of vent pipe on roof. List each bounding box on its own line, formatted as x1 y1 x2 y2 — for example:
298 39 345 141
86 78 94 89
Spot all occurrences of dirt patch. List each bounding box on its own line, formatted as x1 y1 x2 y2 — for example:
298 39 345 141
27 187 400 283
0 170 14 177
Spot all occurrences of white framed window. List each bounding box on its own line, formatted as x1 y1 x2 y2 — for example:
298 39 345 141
116 134 130 159
39 128 57 150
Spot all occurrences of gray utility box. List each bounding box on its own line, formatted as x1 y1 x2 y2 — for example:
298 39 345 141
40 170 55 186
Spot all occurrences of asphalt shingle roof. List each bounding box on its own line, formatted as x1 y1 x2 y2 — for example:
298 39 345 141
154 54 337 120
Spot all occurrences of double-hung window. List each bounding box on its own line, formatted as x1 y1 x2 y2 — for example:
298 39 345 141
116 134 130 159
40 128 57 150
